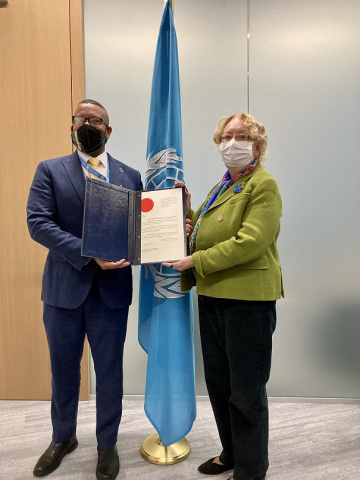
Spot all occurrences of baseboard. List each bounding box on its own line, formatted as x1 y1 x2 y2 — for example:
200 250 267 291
86 394 360 405
268 396 360 404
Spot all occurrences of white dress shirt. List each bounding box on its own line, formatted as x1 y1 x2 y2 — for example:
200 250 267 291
77 149 108 179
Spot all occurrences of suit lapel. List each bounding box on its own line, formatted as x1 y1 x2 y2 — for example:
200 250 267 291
108 154 125 186
62 153 127 206
62 151 85 205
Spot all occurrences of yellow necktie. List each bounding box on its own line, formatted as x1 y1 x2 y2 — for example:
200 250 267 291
87 157 102 180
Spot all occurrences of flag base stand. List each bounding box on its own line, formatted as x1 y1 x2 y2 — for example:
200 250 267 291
140 433 191 465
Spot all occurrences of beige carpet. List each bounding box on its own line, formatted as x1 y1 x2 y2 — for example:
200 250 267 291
0 397 360 479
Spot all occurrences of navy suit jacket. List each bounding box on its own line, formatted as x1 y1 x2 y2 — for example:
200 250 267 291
27 151 143 309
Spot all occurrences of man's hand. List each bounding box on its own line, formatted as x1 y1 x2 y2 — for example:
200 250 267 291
94 258 130 270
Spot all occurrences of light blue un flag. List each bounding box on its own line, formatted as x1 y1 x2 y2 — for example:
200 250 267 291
138 0 196 447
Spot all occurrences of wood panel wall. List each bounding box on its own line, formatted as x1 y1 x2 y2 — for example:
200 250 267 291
0 0 89 400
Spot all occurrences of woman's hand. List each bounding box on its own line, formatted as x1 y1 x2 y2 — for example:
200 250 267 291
174 181 191 216
163 255 194 271
185 218 193 237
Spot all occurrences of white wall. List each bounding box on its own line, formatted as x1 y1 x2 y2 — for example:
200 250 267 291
84 0 360 398
250 0 360 397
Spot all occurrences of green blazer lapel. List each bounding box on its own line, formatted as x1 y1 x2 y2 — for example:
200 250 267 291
207 165 260 212
208 184 237 210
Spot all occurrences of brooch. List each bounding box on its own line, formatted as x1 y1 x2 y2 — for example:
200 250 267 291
233 184 243 194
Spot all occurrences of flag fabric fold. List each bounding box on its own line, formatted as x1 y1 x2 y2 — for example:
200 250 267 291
138 0 196 447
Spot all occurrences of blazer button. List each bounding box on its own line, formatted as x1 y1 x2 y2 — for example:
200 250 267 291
217 215 223 222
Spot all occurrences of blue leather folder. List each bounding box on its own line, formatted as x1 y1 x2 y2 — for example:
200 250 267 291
81 178 186 265
82 178 140 264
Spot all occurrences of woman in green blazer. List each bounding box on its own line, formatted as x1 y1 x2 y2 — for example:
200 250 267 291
164 112 283 480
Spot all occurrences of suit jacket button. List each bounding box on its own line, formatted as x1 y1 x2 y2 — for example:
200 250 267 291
217 215 223 222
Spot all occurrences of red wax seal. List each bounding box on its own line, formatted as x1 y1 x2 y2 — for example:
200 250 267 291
141 198 154 213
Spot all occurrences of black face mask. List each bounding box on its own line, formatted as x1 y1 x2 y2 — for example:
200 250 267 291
71 124 108 153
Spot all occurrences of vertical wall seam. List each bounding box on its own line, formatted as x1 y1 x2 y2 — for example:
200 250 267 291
247 0 250 113
68 0 74 113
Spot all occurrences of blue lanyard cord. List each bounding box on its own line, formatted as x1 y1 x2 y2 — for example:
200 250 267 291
79 155 110 183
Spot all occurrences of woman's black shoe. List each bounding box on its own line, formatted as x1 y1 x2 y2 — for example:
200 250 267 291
226 476 265 480
198 457 234 475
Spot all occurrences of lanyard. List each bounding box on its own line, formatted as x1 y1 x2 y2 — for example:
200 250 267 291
79 155 110 183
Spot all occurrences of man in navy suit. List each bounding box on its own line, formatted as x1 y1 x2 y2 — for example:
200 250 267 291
27 99 142 480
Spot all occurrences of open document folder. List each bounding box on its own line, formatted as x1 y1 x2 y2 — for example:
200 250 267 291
81 177 187 265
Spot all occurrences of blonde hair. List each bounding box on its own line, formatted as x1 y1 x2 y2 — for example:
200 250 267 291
213 113 268 167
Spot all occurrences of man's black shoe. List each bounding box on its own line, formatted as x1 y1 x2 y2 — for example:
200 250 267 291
96 445 119 480
33 435 78 477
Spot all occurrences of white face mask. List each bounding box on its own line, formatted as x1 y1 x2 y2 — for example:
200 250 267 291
218 138 254 168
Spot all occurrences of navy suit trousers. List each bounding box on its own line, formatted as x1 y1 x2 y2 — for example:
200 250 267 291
43 277 128 449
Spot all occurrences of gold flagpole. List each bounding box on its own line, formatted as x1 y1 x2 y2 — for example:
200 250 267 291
140 0 191 465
